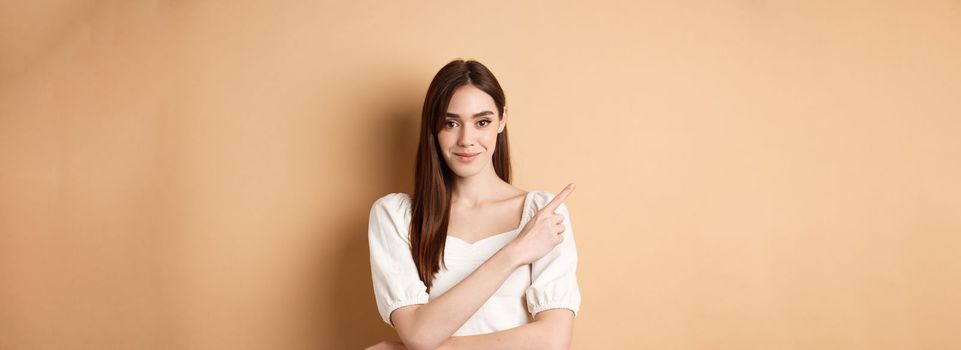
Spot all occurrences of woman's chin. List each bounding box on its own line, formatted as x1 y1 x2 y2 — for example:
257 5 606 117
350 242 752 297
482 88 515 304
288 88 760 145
449 164 486 178
451 169 480 178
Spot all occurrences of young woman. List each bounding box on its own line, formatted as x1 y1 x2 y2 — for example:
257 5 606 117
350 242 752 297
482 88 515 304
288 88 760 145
366 59 581 350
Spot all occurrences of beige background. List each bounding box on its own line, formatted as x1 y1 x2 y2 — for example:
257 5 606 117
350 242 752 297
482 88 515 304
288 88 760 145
2 1 960 349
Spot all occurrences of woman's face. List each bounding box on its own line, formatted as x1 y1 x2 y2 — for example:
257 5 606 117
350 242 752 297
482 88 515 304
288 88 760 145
437 84 507 178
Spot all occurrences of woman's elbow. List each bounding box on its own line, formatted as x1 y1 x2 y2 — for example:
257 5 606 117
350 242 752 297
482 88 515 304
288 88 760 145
399 339 437 350
401 337 449 350
391 308 443 350
395 326 445 350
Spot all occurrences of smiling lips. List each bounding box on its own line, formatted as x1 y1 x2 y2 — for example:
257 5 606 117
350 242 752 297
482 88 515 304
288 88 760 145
453 152 480 162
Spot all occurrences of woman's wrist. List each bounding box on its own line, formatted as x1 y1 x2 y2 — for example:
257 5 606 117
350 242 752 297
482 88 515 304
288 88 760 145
498 242 525 269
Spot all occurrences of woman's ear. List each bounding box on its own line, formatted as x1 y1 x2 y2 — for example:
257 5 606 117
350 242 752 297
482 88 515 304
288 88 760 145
498 106 508 133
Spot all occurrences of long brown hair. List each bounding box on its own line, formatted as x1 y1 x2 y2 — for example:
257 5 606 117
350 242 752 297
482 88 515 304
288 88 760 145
410 59 511 292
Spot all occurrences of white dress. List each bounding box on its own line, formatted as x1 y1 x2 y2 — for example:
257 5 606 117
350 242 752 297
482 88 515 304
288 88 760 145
367 190 581 336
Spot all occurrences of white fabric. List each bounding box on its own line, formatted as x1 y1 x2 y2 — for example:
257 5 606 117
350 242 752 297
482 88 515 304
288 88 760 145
367 190 581 336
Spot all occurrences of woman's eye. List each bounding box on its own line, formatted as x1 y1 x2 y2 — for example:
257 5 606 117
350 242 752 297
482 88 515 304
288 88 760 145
445 121 458 128
478 120 490 127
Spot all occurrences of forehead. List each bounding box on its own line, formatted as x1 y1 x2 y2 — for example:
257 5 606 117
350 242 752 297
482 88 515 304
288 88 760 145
446 85 496 115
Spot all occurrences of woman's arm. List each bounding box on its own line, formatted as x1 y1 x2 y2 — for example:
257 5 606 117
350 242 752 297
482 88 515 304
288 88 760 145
389 244 523 350
390 184 576 350
436 309 574 350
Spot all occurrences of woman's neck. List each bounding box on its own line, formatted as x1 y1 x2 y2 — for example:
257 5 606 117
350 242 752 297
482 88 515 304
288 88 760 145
450 168 512 208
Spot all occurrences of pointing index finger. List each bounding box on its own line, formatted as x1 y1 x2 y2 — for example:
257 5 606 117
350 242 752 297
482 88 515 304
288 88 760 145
541 183 576 214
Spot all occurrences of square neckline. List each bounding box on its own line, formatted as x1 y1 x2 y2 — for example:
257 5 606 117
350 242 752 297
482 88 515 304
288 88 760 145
446 191 535 247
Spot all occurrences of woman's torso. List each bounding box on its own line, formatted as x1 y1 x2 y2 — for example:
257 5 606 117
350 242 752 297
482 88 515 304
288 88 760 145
420 190 538 336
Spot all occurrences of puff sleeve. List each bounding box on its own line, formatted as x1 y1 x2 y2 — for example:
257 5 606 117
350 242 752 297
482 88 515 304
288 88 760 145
525 191 582 317
368 193 430 326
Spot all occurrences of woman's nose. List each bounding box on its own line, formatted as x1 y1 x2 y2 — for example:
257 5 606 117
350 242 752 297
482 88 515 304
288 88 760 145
457 126 474 146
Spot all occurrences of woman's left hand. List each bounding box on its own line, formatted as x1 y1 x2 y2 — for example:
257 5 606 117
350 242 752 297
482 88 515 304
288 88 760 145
364 340 408 350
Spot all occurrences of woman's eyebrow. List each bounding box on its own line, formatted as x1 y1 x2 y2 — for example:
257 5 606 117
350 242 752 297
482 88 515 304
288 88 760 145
444 111 495 118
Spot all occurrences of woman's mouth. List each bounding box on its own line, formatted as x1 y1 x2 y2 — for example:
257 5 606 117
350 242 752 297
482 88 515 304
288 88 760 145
453 152 480 162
